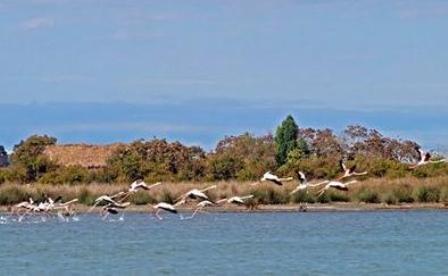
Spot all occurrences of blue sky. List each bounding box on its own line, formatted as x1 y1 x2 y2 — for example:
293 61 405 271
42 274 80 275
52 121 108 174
0 1 447 151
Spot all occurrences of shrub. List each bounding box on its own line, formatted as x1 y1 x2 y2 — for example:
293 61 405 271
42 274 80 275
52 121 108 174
0 169 7 184
381 192 398 205
0 186 30 205
78 187 95 205
440 187 448 203
413 186 440 203
10 135 58 183
290 191 315 204
327 191 350 202
393 186 414 203
356 189 380 203
158 189 176 204
316 192 331 203
130 191 156 205
252 187 288 205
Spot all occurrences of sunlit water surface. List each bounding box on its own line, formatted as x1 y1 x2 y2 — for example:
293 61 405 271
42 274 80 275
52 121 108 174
1 211 448 275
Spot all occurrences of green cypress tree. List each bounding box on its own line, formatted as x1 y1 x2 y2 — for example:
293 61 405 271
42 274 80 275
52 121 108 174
275 115 299 166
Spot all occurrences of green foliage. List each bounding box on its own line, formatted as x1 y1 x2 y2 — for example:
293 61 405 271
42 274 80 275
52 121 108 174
392 186 414 203
252 187 289 204
0 186 30 205
0 169 7 184
78 187 95 206
381 192 398 205
10 135 57 183
208 155 243 181
208 133 275 181
275 115 298 166
327 191 350 202
413 186 440 203
130 191 156 205
39 166 91 185
158 189 176 204
107 139 206 182
440 187 448 203
316 192 331 203
356 189 380 203
290 191 315 204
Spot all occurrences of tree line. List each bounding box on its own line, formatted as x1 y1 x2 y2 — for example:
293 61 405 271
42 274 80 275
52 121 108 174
0 115 446 185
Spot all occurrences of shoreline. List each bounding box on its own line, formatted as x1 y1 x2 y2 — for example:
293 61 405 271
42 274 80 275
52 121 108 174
3 202 448 214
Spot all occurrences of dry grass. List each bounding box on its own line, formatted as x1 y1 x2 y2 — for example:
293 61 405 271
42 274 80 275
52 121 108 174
0 176 447 206
43 143 124 168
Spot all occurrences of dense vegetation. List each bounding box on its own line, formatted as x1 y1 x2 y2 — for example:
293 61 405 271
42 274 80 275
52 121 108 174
0 115 447 186
1 177 448 206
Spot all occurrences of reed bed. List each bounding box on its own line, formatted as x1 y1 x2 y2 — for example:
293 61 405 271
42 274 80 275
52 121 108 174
0 176 448 206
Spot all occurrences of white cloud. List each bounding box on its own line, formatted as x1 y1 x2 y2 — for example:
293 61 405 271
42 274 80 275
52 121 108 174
20 17 54 31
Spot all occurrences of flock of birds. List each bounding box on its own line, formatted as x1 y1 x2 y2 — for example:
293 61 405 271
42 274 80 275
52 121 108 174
6 146 447 222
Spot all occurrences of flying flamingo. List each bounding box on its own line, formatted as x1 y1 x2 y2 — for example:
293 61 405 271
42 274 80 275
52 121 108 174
317 180 359 197
338 161 368 180
410 147 447 169
252 172 294 186
184 200 215 220
216 195 254 205
11 198 36 216
117 181 163 202
87 193 124 213
175 185 217 205
288 172 329 211
100 202 130 220
151 202 179 220
289 171 329 195
129 180 162 193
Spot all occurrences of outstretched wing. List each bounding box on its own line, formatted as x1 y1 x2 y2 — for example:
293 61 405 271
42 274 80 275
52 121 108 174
298 171 306 184
348 165 357 174
268 179 283 185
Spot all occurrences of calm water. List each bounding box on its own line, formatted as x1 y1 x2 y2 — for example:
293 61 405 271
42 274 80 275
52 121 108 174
1 211 448 275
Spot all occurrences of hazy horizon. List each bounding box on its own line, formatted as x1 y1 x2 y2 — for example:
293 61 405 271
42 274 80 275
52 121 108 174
1 0 447 152
1 101 447 154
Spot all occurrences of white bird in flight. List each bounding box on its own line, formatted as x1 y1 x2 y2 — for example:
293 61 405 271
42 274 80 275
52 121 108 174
290 172 329 195
129 180 162 193
117 181 163 202
175 185 217 205
254 172 293 186
184 200 215 220
338 161 368 180
87 193 124 213
317 180 359 197
216 195 254 205
410 147 447 169
151 202 179 220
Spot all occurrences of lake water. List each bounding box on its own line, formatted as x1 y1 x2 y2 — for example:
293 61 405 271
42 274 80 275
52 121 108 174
1 210 448 275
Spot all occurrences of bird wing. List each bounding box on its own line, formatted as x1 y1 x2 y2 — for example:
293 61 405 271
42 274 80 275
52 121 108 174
268 178 283 185
415 147 423 160
148 182 162 189
298 171 306 184
216 198 228 204
229 197 244 204
309 180 330 187
348 165 357 174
